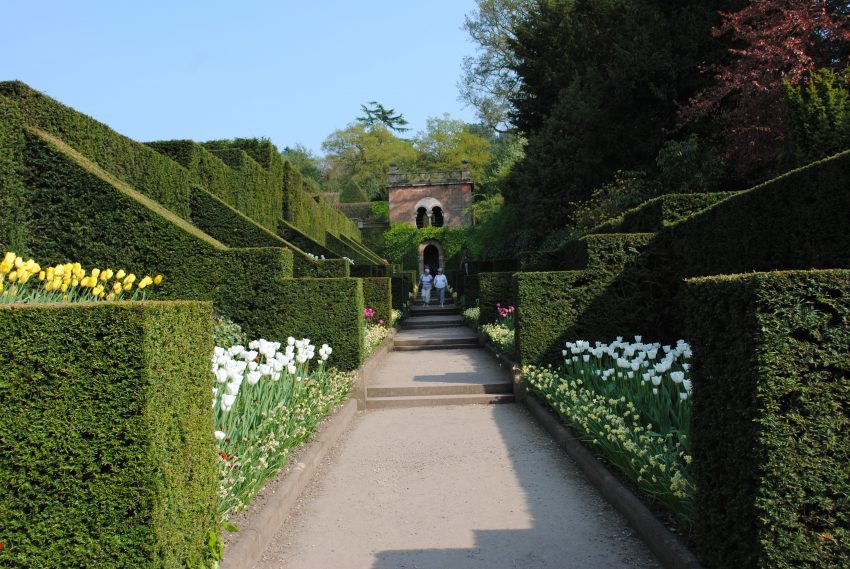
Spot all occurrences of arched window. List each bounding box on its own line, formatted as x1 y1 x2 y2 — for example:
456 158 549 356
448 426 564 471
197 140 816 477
415 207 427 229
432 206 444 227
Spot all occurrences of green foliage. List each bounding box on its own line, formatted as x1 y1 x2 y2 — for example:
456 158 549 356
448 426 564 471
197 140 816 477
482 322 516 357
466 195 534 260
339 180 369 203
519 233 654 273
281 143 324 185
786 68 850 167
213 312 247 347
0 301 218 568
655 135 724 195
0 81 193 219
463 274 481 306
479 272 516 326
362 277 392 326
413 114 492 182
383 224 470 271
517 148 850 367
0 97 28 255
357 101 410 132
570 171 659 234
390 272 416 310
684 270 850 569
463 305 480 328
371 201 389 222
322 122 417 200
590 192 739 235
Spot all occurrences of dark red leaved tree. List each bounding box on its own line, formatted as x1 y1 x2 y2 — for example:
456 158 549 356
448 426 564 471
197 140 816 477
680 0 850 181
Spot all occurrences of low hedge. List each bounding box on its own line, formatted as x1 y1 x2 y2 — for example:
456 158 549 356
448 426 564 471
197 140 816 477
592 192 738 234
391 272 415 309
0 301 218 568
362 277 392 325
262 278 365 371
684 270 850 569
479 272 516 325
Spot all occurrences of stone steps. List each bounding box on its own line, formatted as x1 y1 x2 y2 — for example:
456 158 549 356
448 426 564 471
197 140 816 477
402 315 465 329
368 381 512 398
365 392 515 409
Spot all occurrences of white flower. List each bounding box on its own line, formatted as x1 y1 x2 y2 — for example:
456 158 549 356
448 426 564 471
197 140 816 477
652 388 658 395
215 368 229 384
634 335 642 342
562 349 568 357
221 393 236 411
214 431 226 441
247 371 262 385
288 364 297 374
226 381 241 396
679 392 688 401
651 376 662 386
670 371 685 384
683 379 693 393
583 355 590 362
287 336 296 346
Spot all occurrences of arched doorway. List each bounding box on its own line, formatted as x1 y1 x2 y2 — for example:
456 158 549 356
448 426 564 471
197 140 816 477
418 239 444 275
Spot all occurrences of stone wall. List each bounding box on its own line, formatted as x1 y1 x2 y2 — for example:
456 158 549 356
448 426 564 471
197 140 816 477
388 183 473 227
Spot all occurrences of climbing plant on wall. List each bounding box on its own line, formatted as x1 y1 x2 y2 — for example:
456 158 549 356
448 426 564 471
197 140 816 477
383 224 470 271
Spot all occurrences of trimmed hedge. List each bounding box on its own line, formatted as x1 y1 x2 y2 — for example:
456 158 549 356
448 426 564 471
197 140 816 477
362 277 392 325
519 233 654 272
591 192 738 234
0 80 193 219
0 96 28 254
188 187 348 278
391 272 416 309
0 301 218 568
479 272 516 326
684 270 850 569
147 140 281 232
517 149 850 365
463 274 481 306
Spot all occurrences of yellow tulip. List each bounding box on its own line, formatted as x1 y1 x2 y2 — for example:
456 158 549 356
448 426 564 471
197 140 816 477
153 274 163 285
124 273 136 285
102 268 113 281
46 267 55 280
0 282 4 292
55 265 65 277
92 285 104 296
7 271 17 283
72 278 79 287
3 252 15 265
39 271 46 281
115 269 126 280
14 257 23 269
123 282 132 292
90 268 100 281
106 293 114 301
113 282 122 294
137 276 153 290
61 283 69 293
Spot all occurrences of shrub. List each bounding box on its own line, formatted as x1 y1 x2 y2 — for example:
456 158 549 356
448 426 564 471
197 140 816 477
684 270 850 569
0 301 218 568
213 312 247 347
371 200 389 222
519 233 654 272
785 68 850 168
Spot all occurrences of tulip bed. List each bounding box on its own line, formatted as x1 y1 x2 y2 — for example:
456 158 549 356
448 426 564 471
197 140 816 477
211 338 352 520
524 337 695 525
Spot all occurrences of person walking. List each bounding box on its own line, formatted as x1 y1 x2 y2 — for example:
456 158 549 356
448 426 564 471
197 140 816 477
419 267 434 305
434 267 449 307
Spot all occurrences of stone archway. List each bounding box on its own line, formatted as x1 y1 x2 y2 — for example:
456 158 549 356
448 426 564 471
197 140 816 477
411 197 448 228
418 239 444 275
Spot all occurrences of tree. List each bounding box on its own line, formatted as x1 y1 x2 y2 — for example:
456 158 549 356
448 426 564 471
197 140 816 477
785 67 850 165
281 144 324 184
680 0 850 182
338 179 370 203
356 101 410 133
459 0 533 131
413 115 492 182
322 123 417 200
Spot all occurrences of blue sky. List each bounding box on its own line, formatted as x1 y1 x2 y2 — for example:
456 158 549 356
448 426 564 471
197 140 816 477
2 0 479 155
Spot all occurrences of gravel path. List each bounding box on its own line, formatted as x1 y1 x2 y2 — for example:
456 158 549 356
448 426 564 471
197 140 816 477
255 404 660 569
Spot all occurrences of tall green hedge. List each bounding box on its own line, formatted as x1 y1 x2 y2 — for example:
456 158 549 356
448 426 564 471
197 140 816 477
391 272 415 309
0 301 218 568
463 274 481 306
147 140 281 232
591 192 738 234
362 277 392 325
0 80 193 218
519 233 654 272
0 96 28 254
684 270 850 569
479 272 516 325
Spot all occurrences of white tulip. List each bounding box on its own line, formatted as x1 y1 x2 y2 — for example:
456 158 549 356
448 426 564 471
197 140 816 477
287 336 296 346
670 371 685 384
214 431 226 441
215 368 229 384
651 376 662 386
247 371 262 385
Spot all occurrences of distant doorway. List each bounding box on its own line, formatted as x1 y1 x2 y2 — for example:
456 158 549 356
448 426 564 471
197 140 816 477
419 239 444 275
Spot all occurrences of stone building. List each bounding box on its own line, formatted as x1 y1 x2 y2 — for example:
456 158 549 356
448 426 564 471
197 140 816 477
388 162 473 274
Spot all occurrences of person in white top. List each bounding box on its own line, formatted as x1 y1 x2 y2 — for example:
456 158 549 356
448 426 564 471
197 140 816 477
434 267 449 307
419 267 434 304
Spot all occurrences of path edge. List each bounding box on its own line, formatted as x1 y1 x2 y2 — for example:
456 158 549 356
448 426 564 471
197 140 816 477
478 337 703 569
220 400 358 569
